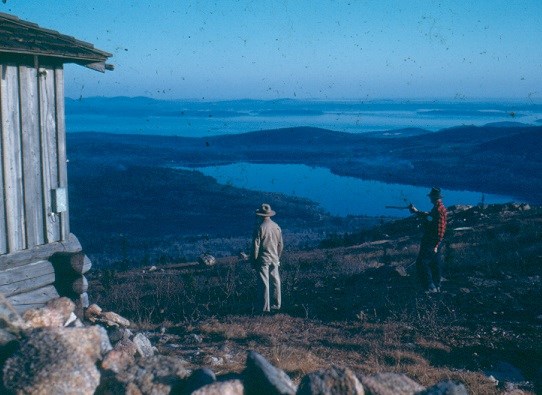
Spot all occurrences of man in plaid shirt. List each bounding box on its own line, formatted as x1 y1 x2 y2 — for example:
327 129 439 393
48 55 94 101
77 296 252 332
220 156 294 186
409 187 448 293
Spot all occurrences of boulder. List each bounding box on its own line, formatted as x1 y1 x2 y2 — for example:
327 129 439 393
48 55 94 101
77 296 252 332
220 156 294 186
0 293 26 337
416 380 468 394
244 350 297 395
133 332 154 358
0 328 17 346
85 303 103 322
297 365 364 394
84 303 130 328
97 355 190 395
198 254 216 267
361 373 424 395
107 326 133 344
101 338 138 374
101 311 131 327
192 379 244 395
97 325 113 355
183 367 217 393
3 326 103 395
22 297 76 328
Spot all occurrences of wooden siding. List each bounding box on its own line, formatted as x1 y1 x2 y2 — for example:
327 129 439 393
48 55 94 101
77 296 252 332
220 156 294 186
0 62 67 255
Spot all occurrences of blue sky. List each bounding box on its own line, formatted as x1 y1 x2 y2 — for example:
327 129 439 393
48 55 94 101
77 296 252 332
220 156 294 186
3 1 541 101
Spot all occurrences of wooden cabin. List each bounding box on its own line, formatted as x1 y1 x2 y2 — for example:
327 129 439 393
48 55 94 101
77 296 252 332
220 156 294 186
0 13 113 314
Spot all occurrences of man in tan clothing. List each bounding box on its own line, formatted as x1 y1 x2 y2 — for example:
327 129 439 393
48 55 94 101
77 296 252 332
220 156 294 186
251 203 283 313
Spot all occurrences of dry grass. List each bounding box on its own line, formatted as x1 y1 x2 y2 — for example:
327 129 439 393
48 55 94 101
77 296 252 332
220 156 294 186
88 205 542 394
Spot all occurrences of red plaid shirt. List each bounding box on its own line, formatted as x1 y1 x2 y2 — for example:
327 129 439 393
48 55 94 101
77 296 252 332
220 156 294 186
435 200 447 245
422 200 447 248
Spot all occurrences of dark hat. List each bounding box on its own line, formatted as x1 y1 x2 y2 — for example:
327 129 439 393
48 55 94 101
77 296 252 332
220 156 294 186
428 187 443 199
256 203 276 217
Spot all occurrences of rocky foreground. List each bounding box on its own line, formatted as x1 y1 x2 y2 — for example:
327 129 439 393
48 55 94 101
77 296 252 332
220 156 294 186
2 203 540 394
0 295 468 394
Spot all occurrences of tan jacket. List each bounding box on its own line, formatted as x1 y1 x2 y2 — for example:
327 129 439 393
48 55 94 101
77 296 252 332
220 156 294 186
252 218 283 265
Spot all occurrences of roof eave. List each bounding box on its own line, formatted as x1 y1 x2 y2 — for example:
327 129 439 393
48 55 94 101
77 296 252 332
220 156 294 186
0 49 114 72
81 61 115 73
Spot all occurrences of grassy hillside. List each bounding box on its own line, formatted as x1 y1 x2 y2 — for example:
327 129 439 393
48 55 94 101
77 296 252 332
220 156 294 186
69 164 377 267
87 203 542 394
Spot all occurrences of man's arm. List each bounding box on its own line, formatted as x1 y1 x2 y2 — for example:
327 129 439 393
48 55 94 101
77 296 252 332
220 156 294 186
408 204 428 217
277 229 283 258
251 228 261 263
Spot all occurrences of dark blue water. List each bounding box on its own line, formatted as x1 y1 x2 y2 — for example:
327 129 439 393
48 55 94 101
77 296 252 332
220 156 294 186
180 163 515 217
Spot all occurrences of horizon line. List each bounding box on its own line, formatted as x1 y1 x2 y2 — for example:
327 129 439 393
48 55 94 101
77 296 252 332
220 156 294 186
65 95 542 104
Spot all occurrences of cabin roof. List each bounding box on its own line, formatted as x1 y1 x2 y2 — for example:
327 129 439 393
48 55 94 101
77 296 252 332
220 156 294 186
0 12 113 72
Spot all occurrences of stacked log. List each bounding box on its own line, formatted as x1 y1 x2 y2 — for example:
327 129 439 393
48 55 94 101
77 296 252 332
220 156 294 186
0 234 82 314
0 260 58 313
50 251 92 318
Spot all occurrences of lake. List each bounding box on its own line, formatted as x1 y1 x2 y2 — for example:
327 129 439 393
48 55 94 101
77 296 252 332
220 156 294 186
179 163 515 217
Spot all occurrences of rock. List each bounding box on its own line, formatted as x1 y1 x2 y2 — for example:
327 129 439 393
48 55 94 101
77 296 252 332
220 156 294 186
65 312 78 326
97 355 190 395
101 338 138 374
21 297 76 328
84 304 130 328
0 293 26 337
3 326 103 395
85 303 103 322
192 379 244 395
485 361 525 384
198 253 216 266
98 325 113 355
503 382 526 394
184 367 217 393
101 311 131 327
297 365 364 395
239 252 249 261
244 350 297 395
205 355 224 366
133 332 154 358
72 318 85 327
362 373 424 395
107 326 133 343
416 380 468 394
0 328 17 346
189 333 203 343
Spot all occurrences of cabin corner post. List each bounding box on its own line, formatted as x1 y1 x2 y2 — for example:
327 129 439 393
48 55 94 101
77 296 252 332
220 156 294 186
50 250 92 318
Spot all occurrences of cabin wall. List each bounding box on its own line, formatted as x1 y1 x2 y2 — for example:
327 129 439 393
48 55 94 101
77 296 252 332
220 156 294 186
0 60 77 313
0 61 70 256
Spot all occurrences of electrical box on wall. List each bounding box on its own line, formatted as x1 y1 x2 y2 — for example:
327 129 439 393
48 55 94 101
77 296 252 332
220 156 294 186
52 188 67 213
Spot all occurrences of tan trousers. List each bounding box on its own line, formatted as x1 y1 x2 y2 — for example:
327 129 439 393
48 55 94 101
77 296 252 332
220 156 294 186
258 263 281 312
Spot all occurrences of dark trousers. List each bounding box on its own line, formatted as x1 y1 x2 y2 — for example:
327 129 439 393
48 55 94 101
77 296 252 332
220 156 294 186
415 243 444 290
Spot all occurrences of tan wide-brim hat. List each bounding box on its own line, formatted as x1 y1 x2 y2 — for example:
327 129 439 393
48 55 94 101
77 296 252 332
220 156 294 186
256 203 276 217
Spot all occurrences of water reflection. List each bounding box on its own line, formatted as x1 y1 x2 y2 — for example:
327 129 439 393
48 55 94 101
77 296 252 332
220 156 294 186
181 163 515 217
